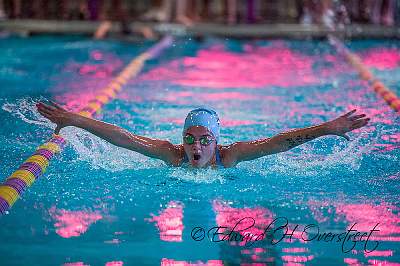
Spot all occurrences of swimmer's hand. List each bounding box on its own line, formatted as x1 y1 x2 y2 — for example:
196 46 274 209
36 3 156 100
324 109 370 141
36 101 73 134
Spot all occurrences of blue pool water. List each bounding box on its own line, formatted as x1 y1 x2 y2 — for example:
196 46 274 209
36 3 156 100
0 35 399 265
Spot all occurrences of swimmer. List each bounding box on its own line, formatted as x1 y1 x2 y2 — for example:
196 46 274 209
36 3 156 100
36 101 370 168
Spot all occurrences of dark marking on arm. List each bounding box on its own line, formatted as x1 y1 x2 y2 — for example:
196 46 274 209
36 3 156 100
286 134 316 149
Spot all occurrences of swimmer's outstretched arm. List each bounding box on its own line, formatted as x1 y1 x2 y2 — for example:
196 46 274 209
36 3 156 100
224 110 370 166
36 101 181 165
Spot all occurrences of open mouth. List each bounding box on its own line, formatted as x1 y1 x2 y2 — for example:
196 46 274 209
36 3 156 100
193 154 201 161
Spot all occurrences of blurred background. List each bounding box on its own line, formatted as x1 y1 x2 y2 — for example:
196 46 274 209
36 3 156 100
0 0 399 38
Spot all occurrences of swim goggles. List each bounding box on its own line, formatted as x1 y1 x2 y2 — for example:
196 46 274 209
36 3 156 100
183 134 214 146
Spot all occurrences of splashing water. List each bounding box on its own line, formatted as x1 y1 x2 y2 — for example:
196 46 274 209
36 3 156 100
0 37 399 265
2 97 53 128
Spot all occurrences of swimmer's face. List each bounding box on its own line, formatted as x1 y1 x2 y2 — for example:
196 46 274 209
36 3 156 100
183 126 217 168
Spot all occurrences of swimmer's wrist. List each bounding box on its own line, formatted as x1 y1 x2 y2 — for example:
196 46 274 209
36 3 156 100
321 121 336 136
68 113 83 127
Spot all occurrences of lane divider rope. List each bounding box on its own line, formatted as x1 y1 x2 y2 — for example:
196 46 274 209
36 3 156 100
329 35 400 113
0 36 173 214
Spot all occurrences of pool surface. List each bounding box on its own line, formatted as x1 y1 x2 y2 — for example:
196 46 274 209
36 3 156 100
0 35 399 265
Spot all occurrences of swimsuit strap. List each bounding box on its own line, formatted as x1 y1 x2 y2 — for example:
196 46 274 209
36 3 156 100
183 152 189 163
215 146 224 167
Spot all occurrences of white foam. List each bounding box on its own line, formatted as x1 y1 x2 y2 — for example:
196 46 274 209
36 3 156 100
2 97 53 128
60 126 166 171
2 97 390 182
169 167 226 184
237 130 379 179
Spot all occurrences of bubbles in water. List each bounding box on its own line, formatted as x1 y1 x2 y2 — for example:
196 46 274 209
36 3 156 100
169 167 226 184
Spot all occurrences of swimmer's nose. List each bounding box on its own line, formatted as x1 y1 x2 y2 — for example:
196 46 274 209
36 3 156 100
191 141 202 151
192 147 201 153
192 140 201 148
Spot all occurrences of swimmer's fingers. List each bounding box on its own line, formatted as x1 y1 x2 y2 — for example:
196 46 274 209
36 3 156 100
36 103 53 115
43 102 58 112
37 102 55 111
44 102 58 111
349 114 366 121
342 109 357 118
49 100 66 111
350 118 370 130
37 103 57 117
37 106 54 119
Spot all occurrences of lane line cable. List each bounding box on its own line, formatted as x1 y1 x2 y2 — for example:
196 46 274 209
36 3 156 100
329 35 400 113
0 36 173 214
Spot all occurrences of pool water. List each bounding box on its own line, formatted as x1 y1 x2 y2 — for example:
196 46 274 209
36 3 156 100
0 35 399 265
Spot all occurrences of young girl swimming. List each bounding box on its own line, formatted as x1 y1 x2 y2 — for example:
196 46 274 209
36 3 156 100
36 101 369 168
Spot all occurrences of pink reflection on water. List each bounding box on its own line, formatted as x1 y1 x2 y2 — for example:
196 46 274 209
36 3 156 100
78 64 112 78
139 45 323 89
91 50 104 61
368 259 400 265
381 133 400 143
49 207 102 238
281 254 314 264
147 201 184 242
374 132 400 152
212 200 274 246
54 51 123 112
308 200 400 264
364 250 393 257
372 143 400 153
344 257 362 265
309 200 400 242
282 248 309 253
309 200 400 264
240 248 276 264
335 203 400 242
221 119 264 127
105 261 123 266
161 258 223 266
281 238 314 265
360 48 400 70
162 91 258 103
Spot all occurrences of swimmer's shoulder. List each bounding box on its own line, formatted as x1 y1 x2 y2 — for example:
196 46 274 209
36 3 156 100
218 144 236 168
